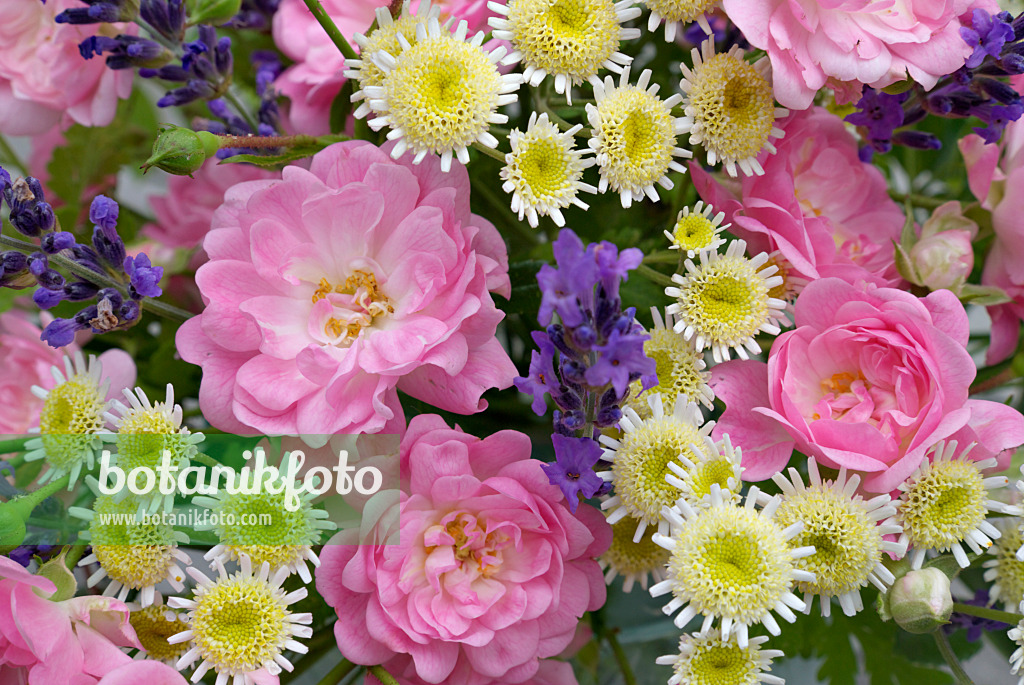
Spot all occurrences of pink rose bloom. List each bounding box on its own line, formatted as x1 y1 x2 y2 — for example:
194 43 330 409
960 117 1024 363
97 662 188 685
316 414 610 685
721 0 996 110
710 278 1024 492
691 107 906 287
0 555 141 684
272 0 499 135
0 310 136 436
0 0 134 136
175 140 516 436
143 159 276 251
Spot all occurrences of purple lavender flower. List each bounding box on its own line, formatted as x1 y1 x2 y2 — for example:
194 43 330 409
962 10 1015 69
585 328 654 397
846 88 908 152
124 253 164 298
514 331 559 416
542 435 606 513
945 590 1008 642
593 241 642 300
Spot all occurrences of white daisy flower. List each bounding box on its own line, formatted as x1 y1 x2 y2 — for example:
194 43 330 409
599 512 670 592
643 0 719 41
627 307 714 413
665 200 729 259
983 519 1024 610
655 629 786 685
489 0 640 102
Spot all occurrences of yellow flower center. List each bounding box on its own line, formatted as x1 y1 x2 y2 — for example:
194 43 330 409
90 497 182 589
688 642 758 684
644 0 719 22
673 214 718 253
676 254 773 349
38 375 106 471
313 270 394 345
628 329 709 412
507 0 622 81
355 14 424 91
131 606 190 662
515 136 574 199
595 88 677 193
899 459 988 552
603 515 671 576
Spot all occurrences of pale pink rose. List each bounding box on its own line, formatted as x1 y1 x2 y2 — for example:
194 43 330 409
906 202 977 293
721 0 997 110
143 160 276 251
0 310 136 436
709 278 1024 492
0 0 134 135
316 414 611 685
272 0 500 135
0 555 141 683
960 118 1024 363
175 140 516 436
691 107 906 287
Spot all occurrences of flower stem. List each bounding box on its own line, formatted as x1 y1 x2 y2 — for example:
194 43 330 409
222 89 260 134
952 602 1022 625
933 629 974 685
301 0 358 61
888 191 947 210
970 367 1019 395
471 141 507 162
0 438 32 455
314 658 358 685
63 544 87 568
636 263 674 288
606 630 638 685
368 665 400 685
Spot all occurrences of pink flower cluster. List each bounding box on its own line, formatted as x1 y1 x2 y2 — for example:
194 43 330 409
711 278 1024 492
316 415 610 685
722 0 998 109
692 106 906 288
176 140 516 436
0 0 133 136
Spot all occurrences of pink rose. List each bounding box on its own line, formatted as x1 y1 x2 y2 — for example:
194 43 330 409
722 0 996 110
691 107 906 288
710 278 1024 492
0 556 141 683
175 140 516 437
0 0 134 135
316 414 610 685
960 118 1024 363
97 662 188 685
905 202 977 293
143 159 276 252
0 310 136 436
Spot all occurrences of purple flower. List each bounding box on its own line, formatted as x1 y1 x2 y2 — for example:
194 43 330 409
591 241 642 300
846 88 908 151
41 317 84 348
89 195 119 231
945 590 1008 642
584 328 654 397
537 229 599 326
124 253 163 298
541 434 606 513
961 10 1015 69
514 331 559 416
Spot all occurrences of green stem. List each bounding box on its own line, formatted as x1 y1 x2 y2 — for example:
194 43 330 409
642 251 682 264
605 630 638 685
0 438 32 455
0 234 194 324
64 544 87 568
367 665 400 685
471 141 506 162
315 658 358 685
0 135 28 176
301 0 358 60
636 263 674 288
223 89 259 133
933 629 973 685
953 602 1023 625
970 367 1019 395
215 134 319 150
191 453 224 469
535 99 588 137
889 192 947 210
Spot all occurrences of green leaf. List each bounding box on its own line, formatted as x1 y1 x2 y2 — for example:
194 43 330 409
959 284 1012 306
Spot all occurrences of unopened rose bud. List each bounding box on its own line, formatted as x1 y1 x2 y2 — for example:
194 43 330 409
909 229 974 291
35 550 78 601
142 125 221 177
888 567 953 634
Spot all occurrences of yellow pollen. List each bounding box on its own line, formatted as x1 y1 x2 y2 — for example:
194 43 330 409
603 515 670 576
674 214 717 252
313 271 393 343
353 14 425 91
899 458 988 552
594 87 677 195
821 372 861 396
516 137 572 198
764 254 791 302
131 606 190 662
506 0 622 81
38 374 106 471
628 329 709 413
644 0 719 22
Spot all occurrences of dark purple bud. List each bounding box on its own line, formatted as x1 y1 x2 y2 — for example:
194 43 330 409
41 231 77 254
547 324 576 358
977 77 1021 105
214 36 233 75
119 299 141 322
572 324 596 349
92 226 126 267
1 252 27 273
33 287 65 310
96 287 124 308
41 318 84 348
27 253 48 277
1000 54 1024 74
36 269 65 290
561 359 586 384
595 405 622 428
893 131 942 150
64 281 101 301
79 35 122 59
89 195 119 231
559 409 585 432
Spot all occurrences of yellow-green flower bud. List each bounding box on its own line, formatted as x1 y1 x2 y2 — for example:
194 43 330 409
142 125 221 177
888 567 954 634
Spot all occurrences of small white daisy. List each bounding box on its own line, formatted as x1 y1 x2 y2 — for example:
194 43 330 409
489 0 640 102
599 512 670 592
586 67 692 207
665 200 729 259
771 460 906 618
168 555 313 684
626 307 714 413
896 440 1019 570
128 593 191 666
1010 602 1024 685
344 3 441 119
363 17 521 171
665 240 787 363
643 0 719 41
24 352 113 488
501 112 597 227
983 519 1024 611
655 629 785 685
679 39 787 177
651 484 815 648
665 431 743 509
598 391 715 542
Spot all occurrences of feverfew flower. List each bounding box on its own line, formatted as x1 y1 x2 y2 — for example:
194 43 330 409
128 596 191 666
72 495 190 607
364 17 521 171
168 556 313 683
345 3 440 120
772 461 905 618
983 520 1024 611
666 240 786 363
24 352 112 487
665 200 729 259
655 630 785 685
598 392 715 541
628 307 714 412
501 112 597 227
1011 602 1024 685
665 432 743 509
587 68 691 207
599 513 670 592
644 0 718 41
896 440 1018 570
679 40 786 177
651 485 815 647
489 0 640 101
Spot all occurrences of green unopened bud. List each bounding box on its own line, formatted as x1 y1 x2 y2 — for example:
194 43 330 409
888 568 954 633
35 549 78 602
142 125 221 176
187 0 242 25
